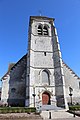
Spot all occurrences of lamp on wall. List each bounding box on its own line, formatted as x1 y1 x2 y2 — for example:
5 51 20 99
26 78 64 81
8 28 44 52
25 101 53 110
69 87 73 105
32 85 36 107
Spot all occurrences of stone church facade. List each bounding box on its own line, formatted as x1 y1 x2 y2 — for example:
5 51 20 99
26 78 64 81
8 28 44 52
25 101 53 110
1 16 80 110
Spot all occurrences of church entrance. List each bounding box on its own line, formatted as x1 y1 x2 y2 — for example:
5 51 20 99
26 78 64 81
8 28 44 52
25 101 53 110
42 92 51 105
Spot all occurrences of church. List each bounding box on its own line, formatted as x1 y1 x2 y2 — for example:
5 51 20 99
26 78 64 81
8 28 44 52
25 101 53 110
1 16 80 110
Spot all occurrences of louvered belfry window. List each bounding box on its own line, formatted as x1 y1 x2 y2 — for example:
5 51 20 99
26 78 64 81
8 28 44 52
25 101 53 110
38 25 42 35
37 25 49 36
43 26 48 35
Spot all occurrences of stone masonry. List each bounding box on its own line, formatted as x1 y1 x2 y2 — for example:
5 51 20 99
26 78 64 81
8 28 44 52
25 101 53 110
1 16 80 109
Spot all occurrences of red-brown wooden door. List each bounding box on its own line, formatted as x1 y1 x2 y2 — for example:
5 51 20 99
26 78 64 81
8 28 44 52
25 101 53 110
42 92 50 105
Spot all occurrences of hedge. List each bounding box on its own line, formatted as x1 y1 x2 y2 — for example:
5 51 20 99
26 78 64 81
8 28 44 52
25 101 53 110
69 105 80 111
0 107 36 113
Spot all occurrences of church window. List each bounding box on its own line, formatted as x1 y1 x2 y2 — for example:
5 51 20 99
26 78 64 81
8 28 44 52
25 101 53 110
44 52 46 56
42 70 50 85
43 26 48 35
11 88 16 93
38 25 42 35
37 24 49 36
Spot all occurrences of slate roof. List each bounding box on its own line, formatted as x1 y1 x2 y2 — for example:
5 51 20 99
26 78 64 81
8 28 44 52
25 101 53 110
63 61 80 80
1 54 27 80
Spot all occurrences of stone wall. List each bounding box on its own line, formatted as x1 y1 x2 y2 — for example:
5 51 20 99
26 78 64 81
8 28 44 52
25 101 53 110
26 16 68 109
8 55 27 106
63 62 80 104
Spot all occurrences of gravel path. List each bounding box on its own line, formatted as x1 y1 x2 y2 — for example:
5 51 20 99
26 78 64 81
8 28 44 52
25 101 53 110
0 113 42 120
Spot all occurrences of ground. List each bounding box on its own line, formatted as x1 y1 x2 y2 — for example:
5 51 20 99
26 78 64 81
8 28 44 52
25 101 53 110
55 118 80 120
0 113 42 120
0 113 80 120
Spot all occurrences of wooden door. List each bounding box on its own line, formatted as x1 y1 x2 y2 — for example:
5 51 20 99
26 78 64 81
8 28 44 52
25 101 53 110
42 92 50 105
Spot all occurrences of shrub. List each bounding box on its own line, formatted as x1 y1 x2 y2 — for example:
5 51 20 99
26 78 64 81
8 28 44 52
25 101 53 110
0 107 36 114
69 105 80 111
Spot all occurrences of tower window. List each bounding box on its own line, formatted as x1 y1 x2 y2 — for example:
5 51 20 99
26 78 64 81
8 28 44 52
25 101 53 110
37 24 49 36
42 70 50 85
44 52 46 56
38 25 42 35
43 26 48 35
11 88 16 93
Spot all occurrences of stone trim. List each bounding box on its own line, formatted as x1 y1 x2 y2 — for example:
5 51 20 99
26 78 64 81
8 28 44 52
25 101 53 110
31 32 52 37
30 48 53 53
26 84 65 88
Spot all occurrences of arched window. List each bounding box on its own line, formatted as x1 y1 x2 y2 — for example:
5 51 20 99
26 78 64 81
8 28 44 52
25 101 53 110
37 25 42 35
11 88 16 93
43 26 48 35
42 70 50 85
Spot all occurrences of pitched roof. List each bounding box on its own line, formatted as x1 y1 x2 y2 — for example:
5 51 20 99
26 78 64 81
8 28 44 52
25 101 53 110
1 63 15 80
1 54 27 80
30 16 54 21
10 54 27 71
63 61 80 80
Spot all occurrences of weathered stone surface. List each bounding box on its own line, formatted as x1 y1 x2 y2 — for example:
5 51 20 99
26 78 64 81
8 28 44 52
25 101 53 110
63 62 80 104
1 16 80 110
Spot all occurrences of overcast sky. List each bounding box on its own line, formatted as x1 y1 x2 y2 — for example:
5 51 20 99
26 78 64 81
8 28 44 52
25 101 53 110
0 0 80 80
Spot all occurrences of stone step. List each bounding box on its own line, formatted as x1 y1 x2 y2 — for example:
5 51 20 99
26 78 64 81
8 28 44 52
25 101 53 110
40 105 63 111
40 110 74 119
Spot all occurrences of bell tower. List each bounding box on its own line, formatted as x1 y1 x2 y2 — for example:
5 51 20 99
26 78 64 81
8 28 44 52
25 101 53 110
26 16 68 110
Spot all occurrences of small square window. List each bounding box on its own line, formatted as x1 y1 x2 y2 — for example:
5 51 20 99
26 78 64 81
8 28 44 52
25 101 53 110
11 88 16 93
44 52 46 56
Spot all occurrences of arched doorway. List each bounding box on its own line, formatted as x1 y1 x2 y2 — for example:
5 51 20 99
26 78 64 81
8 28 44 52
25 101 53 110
42 92 51 105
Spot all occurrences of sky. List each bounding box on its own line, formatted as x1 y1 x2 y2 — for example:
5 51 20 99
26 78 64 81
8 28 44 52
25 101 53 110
0 0 80 81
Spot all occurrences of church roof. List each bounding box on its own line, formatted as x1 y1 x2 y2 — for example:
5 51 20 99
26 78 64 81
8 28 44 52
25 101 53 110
30 16 55 21
1 54 27 80
63 61 80 80
1 63 15 80
10 54 27 71
1 53 80 81
29 16 55 26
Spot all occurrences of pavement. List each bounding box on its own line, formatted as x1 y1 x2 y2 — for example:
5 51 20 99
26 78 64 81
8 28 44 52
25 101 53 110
0 112 79 120
41 110 80 120
51 118 80 120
